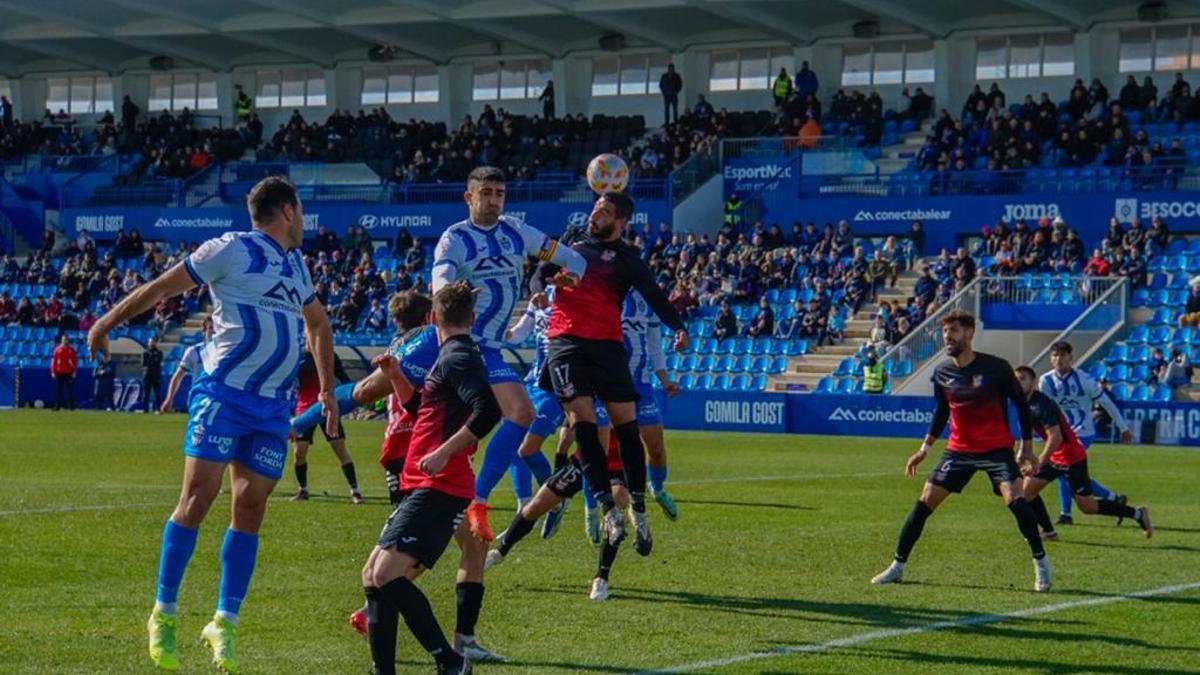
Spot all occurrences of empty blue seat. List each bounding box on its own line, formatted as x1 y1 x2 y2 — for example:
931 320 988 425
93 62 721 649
1088 363 1108 380
1131 364 1151 382
750 338 770 355
678 355 696 371
768 356 788 374
814 376 835 394
751 374 768 391
1154 385 1173 402
1131 384 1151 401
679 373 696 389
785 340 808 356
836 378 857 394
696 355 716 372
834 359 853 376
665 354 680 371
1111 383 1131 400
731 355 752 373
711 374 730 390
1127 326 1149 345
729 374 749 391
1110 364 1130 382
731 338 751 356
744 356 764 373
716 338 735 354
1150 326 1172 344
695 338 715 355
696 374 714 389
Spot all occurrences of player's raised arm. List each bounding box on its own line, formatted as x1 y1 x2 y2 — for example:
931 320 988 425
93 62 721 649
370 353 417 406
625 249 687 351
505 300 539 343
88 263 196 359
526 225 586 280
430 231 464 293
302 298 340 439
646 319 678 396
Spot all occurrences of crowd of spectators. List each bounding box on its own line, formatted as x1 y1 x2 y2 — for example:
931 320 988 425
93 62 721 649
915 73 1200 176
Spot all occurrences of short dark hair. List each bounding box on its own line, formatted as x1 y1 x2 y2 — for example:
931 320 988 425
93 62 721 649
940 309 976 330
246 176 299 223
1050 340 1073 355
599 191 635 221
432 281 475 328
467 166 505 187
389 290 433 332
1015 365 1037 380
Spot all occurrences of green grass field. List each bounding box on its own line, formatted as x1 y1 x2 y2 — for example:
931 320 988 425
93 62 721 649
1 409 1199 674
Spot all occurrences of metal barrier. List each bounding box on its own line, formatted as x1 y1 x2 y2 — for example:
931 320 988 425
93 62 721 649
810 166 1200 198
978 275 1124 306
669 141 718 206
1027 277 1129 373
722 135 858 159
885 277 983 389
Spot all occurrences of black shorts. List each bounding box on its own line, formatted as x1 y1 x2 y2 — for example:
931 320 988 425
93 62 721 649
296 420 345 444
544 456 623 499
539 335 638 403
1034 458 1093 497
927 449 1020 494
376 488 469 569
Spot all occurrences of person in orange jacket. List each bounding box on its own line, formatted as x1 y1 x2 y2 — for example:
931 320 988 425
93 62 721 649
50 334 78 410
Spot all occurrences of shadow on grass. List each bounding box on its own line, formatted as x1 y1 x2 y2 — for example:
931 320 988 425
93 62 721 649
840 646 1200 674
677 498 815 511
1056 539 1200 553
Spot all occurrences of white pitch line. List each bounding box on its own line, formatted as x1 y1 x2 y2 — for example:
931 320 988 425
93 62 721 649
638 580 1200 674
0 502 169 516
671 471 893 486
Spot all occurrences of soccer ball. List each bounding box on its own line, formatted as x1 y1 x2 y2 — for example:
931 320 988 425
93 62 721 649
586 153 629 194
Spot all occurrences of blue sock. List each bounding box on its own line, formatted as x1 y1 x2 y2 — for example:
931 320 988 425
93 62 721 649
291 383 357 435
523 452 553 485
155 520 199 613
475 420 527 502
217 528 260 620
509 459 533 502
582 475 597 509
1090 480 1113 500
1057 476 1073 516
648 465 668 493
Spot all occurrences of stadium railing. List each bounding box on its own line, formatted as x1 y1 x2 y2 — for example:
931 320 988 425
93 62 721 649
670 141 718 206
885 277 983 393
1027 276 1129 374
806 166 1200 198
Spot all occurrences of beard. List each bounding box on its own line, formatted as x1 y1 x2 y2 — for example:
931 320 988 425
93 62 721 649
945 341 962 357
588 219 616 239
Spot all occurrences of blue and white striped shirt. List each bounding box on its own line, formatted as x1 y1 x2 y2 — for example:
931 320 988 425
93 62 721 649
184 231 315 400
622 290 666 386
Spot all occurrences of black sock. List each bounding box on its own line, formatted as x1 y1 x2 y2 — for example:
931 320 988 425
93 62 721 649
573 420 614 510
454 582 484 637
294 462 308 490
596 539 620 581
364 586 398 675
497 509 537 555
553 451 568 472
1008 498 1047 559
1029 495 1055 532
342 462 359 491
1097 498 1138 520
379 577 459 668
614 421 647 511
895 500 932 563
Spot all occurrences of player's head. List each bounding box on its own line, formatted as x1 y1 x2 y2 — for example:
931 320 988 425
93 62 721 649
389 289 433 333
589 192 635 241
1015 365 1038 396
201 316 213 340
939 309 975 358
60 334 69 346
247 176 303 249
431 281 476 333
1049 340 1074 373
464 166 506 227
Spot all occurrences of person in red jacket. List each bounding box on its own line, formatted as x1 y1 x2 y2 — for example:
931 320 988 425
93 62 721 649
50 334 78 411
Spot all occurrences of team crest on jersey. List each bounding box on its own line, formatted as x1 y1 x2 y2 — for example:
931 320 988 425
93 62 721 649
601 250 617 262
191 424 205 447
972 375 984 387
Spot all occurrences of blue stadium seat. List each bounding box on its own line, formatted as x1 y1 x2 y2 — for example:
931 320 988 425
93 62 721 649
893 359 914 377
696 355 716 372
1088 363 1108 381
711 374 730 390
679 373 696 390
785 340 808 356
716 338 735 354
1129 345 1149 363
833 358 853 376
665 354 680 371
1131 364 1151 382
1154 385 1173 402
764 289 781 304
765 338 784 355
1127 326 1149 345
1150 326 1172 344
836 378 857 394
1168 273 1190 289
1131 384 1151 401
743 356 763 373
678 355 697 372
814 376 835 394
750 338 769 355
1110 364 1130 382
1151 309 1173 326
1110 383 1131 400
696 374 714 390
695 338 716 355
729 374 748 391
731 338 751 356
1189 238 1200 254
751 374 768 391
768 356 787 374
1148 273 1168 290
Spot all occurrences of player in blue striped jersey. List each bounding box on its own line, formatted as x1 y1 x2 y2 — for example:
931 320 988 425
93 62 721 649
430 166 587 541
162 316 213 413
88 177 341 674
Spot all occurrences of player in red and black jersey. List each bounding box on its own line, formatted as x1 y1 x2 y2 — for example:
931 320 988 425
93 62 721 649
538 191 687 559
360 282 501 675
1015 366 1153 540
871 310 1055 592
290 349 358 502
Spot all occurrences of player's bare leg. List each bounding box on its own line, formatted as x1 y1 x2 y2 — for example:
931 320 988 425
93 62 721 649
872 481 950 585
468 381 534 541
290 440 310 500
452 521 504 662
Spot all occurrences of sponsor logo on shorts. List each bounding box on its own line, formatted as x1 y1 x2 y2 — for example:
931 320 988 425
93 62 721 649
254 445 286 471
207 435 235 456
399 536 419 544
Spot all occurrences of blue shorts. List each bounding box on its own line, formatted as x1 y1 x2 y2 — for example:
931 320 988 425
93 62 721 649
482 346 522 384
183 376 292 481
1079 435 1094 450
527 382 609 439
634 382 662 426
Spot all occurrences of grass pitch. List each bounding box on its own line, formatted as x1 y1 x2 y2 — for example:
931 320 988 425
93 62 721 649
1 409 1198 674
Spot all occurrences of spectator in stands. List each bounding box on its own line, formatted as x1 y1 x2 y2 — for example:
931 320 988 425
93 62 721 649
800 299 826 341
93 351 116 412
50 335 78 411
13 296 34 326
1149 215 1170 250
539 80 555 119
404 243 425 272
862 346 886 394
366 298 388 332
660 63 683 124
904 87 934 121
1119 75 1141 111
1179 282 1200 328
669 281 697 319
1162 348 1192 399
0 95 11 128
234 84 252 121
714 300 738 340
1084 249 1111 277
0 290 13 323
1123 247 1149 287
825 307 845 345
795 62 818 99
869 316 889 353
693 95 715 119
772 68 793 107
746 296 775 338
952 246 976 281
141 337 164 414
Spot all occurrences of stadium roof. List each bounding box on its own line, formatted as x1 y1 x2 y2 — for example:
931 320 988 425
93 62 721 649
0 0 1184 76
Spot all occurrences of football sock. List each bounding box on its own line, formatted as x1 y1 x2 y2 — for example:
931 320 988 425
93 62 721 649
154 520 199 614
1057 476 1073 516
216 528 259 621
596 539 620 581
364 586 398 675
475 420 528 502
454 582 484 638
509 458 534 502
1090 480 1113 500
341 462 358 491
294 462 308 491
1008 498 1047 559
497 510 538 555
1029 495 1055 532
648 465 668 493
522 452 553 485
894 500 932 563
581 475 598 509
379 577 460 668
615 422 648 502
1097 498 1138 520
573 420 615 509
